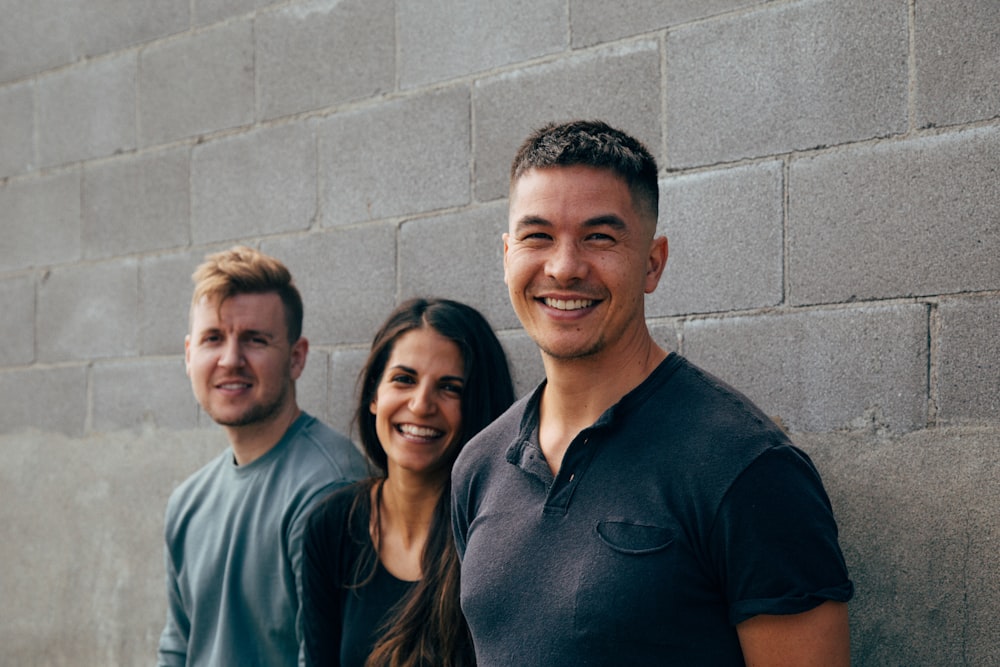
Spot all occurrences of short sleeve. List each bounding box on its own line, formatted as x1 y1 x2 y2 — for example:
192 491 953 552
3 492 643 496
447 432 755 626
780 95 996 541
710 444 854 625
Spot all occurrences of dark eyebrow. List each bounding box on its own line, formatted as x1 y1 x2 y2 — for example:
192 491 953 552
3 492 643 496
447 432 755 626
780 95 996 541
241 329 276 340
512 215 551 232
388 365 465 384
582 215 627 230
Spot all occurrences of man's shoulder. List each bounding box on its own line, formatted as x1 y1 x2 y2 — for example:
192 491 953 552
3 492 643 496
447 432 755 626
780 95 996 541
641 356 784 437
286 412 368 481
165 447 230 505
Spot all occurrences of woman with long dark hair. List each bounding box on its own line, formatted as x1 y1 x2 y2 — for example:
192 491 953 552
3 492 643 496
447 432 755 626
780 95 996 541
301 298 515 667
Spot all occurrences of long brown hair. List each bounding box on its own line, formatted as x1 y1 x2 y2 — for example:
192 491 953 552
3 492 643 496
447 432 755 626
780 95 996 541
353 298 515 667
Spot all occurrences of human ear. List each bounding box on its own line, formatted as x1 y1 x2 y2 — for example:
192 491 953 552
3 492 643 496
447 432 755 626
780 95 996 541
644 235 668 294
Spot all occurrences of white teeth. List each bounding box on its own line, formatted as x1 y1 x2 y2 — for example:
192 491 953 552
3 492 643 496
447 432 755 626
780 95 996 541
544 298 594 311
398 424 443 438
219 383 250 389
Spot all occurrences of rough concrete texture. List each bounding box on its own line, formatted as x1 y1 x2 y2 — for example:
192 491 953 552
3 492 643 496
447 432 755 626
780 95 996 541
652 162 783 316
0 428 225 666
83 147 190 259
473 40 661 201
0 81 34 177
0 274 35 366
138 20 254 146
398 201 516 330
263 226 397 346
788 125 1000 305
138 249 209 357
937 296 1000 423
36 54 137 168
0 366 88 437
256 0 395 120
681 304 929 433
666 0 908 167
91 358 199 433
799 427 1000 666
397 0 566 88
317 87 471 227
1 1 998 664
0 170 81 273
191 122 316 244
37 260 139 363
570 0 763 47
915 0 1000 128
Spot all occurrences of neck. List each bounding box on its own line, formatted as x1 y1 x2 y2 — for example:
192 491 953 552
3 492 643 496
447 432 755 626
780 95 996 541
537 330 666 474
374 473 445 581
379 470 445 541
225 402 302 466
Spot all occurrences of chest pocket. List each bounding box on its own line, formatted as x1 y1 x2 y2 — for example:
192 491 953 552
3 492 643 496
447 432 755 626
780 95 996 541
574 519 679 645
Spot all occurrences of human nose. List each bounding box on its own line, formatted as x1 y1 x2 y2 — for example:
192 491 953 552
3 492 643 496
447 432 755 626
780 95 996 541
545 240 586 284
218 338 245 368
408 382 437 415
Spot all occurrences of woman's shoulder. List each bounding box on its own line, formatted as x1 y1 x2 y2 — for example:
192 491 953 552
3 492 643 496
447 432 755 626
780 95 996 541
307 479 372 536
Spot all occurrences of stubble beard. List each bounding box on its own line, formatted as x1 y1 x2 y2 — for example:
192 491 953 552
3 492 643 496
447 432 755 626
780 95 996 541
204 383 290 428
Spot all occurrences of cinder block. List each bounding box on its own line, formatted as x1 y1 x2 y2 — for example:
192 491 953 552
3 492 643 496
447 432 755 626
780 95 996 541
91 358 198 432
496 330 545 399
139 249 206 356
399 201 515 330
297 348 330 427
788 126 1000 305
71 0 188 59
191 123 315 244
682 304 928 433
650 162 783 317
257 0 394 119
330 346 367 440
194 0 260 26
0 1 76 83
0 170 80 272
0 428 226 665
0 275 34 366
938 296 1000 423
37 53 136 167
915 0 1000 128
570 0 762 47
473 40 661 201
801 428 1000 666
666 0 908 167
262 226 396 346
317 87 470 226
83 147 189 259
139 19 254 146
398 0 565 88
0 82 34 177
0 366 87 436
37 260 139 362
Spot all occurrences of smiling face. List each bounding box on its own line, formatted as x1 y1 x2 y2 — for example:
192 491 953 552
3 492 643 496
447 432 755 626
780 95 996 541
504 165 667 364
370 327 466 481
185 291 305 432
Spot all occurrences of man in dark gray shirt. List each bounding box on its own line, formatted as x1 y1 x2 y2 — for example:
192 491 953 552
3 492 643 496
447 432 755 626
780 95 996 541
452 120 852 666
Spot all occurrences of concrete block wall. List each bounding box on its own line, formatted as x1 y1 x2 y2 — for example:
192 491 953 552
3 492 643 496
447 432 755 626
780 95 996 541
0 0 996 664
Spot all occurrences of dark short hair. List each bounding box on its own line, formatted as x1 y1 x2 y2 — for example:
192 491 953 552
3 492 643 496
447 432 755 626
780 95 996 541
189 245 304 342
510 119 659 223
355 298 515 474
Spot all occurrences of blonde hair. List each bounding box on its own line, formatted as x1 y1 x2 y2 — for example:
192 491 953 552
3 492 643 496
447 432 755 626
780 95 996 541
189 245 304 342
